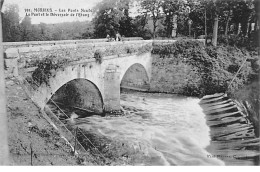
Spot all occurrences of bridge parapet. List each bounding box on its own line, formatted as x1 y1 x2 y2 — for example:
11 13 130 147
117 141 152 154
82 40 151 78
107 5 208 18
2 37 144 51
4 39 205 77
4 40 153 76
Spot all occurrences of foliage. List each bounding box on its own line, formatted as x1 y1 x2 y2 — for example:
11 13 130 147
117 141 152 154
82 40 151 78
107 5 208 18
3 0 258 44
217 31 259 51
92 0 135 38
31 55 69 86
2 4 22 42
151 40 255 97
20 16 32 41
161 0 188 37
140 0 163 38
2 4 94 42
137 44 153 55
94 50 103 64
125 45 135 54
131 13 151 39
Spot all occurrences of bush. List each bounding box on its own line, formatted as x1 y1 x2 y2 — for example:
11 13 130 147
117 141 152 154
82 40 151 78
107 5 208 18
217 33 259 52
137 44 153 55
94 50 103 64
151 40 255 97
32 55 69 86
125 46 136 54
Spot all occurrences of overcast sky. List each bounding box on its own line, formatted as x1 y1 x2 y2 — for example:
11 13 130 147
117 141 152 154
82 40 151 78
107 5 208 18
2 0 102 24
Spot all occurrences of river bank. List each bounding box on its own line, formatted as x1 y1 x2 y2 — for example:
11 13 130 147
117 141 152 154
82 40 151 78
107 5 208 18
232 80 260 137
5 76 95 165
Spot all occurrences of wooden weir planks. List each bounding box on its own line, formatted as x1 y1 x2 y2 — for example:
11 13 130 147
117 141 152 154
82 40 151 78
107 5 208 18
210 126 253 138
203 104 238 114
203 101 235 111
202 99 233 108
200 93 260 165
206 111 242 121
200 93 228 103
202 93 226 100
206 117 244 127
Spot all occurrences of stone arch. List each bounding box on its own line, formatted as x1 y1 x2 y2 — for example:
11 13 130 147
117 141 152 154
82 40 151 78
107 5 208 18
31 64 104 110
50 78 104 113
120 63 150 88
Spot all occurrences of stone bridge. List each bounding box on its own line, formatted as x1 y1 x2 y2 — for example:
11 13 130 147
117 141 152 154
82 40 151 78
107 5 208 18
4 38 204 113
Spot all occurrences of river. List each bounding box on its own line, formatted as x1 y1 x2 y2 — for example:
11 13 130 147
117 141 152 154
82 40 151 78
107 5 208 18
47 90 260 165
49 90 227 165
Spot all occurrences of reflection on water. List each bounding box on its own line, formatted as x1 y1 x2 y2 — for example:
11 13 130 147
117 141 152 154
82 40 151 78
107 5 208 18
71 91 225 165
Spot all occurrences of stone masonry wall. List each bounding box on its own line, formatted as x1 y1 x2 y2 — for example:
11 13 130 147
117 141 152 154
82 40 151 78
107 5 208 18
4 40 154 74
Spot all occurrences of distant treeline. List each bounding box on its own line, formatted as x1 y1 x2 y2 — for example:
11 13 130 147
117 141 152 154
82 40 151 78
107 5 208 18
1 4 94 42
1 0 259 49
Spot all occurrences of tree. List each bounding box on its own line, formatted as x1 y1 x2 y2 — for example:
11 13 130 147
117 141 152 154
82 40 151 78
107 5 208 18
2 4 21 42
140 0 163 38
38 22 53 40
132 13 153 39
81 22 94 39
216 0 236 36
119 2 134 37
20 16 32 41
212 0 219 46
161 0 186 38
92 0 130 38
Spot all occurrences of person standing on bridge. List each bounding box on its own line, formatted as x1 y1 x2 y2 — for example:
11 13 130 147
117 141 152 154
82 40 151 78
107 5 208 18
115 31 122 41
106 34 111 42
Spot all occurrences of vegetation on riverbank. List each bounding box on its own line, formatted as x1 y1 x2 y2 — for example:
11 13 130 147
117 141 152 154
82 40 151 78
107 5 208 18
150 40 258 97
232 80 260 137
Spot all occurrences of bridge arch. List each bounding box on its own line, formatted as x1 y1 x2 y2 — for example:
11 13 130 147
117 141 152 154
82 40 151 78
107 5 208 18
31 64 105 110
120 63 150 88
50 78 104 114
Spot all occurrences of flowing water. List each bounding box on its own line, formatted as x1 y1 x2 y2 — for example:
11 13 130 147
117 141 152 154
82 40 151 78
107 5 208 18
53 91 227 165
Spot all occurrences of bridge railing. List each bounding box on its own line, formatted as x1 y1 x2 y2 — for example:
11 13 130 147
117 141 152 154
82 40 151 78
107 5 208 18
4 39 154 77
2 37 144 51
4 39 205 78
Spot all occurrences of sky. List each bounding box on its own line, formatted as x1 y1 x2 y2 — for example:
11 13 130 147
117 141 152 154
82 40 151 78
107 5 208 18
2 0 102 24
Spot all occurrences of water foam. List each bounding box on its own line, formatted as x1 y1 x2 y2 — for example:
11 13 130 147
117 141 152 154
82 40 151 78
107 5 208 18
74 93 225 165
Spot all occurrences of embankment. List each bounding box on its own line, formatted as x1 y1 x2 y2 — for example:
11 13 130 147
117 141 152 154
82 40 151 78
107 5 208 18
232 80 260 137
150 40 256 96
6 77 93 165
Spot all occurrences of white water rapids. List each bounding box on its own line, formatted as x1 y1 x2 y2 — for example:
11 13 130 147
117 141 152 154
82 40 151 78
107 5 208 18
69 92 225 165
